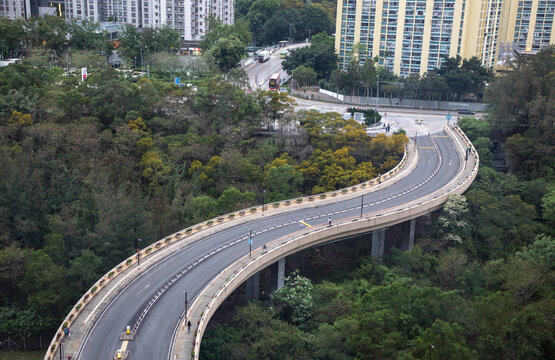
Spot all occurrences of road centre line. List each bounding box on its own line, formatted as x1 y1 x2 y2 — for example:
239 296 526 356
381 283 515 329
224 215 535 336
299 220 313 228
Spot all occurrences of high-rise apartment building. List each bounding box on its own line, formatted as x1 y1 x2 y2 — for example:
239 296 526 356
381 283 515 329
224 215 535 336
335 0 555 76
0 0 31 18
62 0 234 42
1 0 234 43
0 0 64 18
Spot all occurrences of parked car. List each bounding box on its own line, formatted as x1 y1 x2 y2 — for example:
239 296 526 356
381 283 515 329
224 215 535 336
457 109 476 115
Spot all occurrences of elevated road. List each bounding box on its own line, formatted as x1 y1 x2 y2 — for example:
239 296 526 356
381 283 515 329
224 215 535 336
46 123 479 360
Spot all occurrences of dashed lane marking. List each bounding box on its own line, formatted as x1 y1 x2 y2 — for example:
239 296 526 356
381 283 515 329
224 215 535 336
418 146 435 149
299 221 313 228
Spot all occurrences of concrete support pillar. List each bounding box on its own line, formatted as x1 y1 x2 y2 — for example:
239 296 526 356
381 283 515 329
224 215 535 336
270 258 285 291
246 272 260 301
401 218 416 251
371 229 385 261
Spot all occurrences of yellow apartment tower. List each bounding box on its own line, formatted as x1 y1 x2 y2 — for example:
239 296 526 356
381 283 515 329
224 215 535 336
335 0 555 76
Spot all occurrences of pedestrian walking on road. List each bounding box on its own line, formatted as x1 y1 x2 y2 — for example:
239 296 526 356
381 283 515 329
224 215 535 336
187 321 191 333
64 327 70 338
328 218 332 226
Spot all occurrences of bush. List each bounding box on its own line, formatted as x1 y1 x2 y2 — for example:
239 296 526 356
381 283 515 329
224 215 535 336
126 259 133 265
207 220 214 225
165 237 172 243
347 107 381 124
229 213 235 218
296 198 303 203
145 247 152 253
320 194 327 198
76 303 82 311
108 271 115 278
91 285 97 293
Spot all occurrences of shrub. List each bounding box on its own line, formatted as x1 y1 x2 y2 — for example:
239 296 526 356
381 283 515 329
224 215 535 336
228 213 235 218
296 198 303 203
91 285 97 293
155 242 161 248
341 189 348 193
63 321 68 329
108 271 115 278
207 220 214 225
239 211 246 215
126 259 133 265
185 228 192 233
145 247 152 253
250 208 257 213
320 194 327 199
165 237 172 243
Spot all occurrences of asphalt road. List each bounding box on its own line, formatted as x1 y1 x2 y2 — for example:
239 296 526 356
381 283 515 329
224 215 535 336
245 43 307 90
77 132 462 360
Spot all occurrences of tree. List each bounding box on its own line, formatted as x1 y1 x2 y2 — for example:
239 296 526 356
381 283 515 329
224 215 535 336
209 35 245 72
271 270 314 325
118 24 143 63
68 20 110 54
265 165 304 200
246 0 281 44
201 17 252 51
57 88 84 121
413 319 477 360
359 58 377 97
282 37 338 80
437 194 469 245
293 65 317 86
142 26 180 54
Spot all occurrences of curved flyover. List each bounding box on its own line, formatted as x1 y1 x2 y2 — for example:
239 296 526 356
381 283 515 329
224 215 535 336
46 125 478 360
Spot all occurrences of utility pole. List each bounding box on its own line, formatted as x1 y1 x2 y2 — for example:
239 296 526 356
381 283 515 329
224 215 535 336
289 24 293 44
308 29 312 42
360 194 364 218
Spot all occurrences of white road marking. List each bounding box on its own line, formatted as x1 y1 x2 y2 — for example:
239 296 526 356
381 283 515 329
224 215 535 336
136 283 151 296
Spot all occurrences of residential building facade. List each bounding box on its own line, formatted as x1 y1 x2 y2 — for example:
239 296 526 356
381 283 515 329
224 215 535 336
335 0 555 76
62 0 234 42
0 0 234 42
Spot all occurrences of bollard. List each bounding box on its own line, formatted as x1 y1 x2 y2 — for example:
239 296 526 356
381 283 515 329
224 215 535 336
126 325 130 335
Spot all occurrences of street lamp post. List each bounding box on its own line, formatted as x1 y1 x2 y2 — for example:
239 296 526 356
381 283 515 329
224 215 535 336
360 193 364 218
262 189 266 214
136 238 142 267
376 74 380 108
248 230 253 258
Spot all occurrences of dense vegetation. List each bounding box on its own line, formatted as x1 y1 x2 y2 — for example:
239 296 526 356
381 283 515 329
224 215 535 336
0 23 406 349
200 47 555 359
